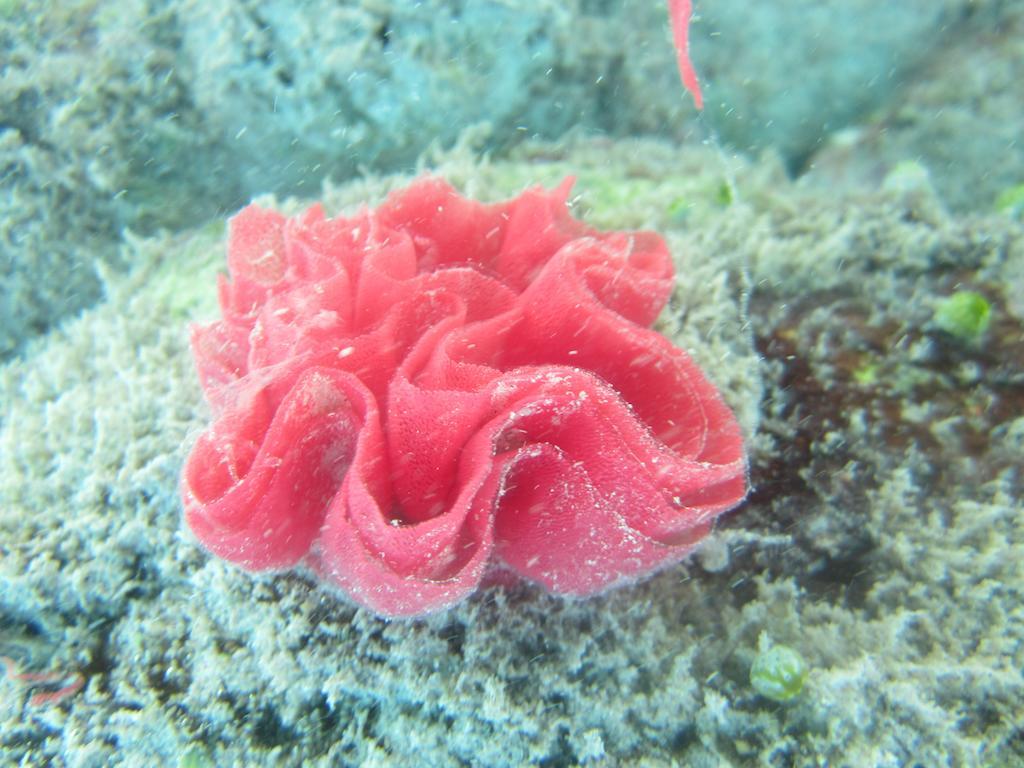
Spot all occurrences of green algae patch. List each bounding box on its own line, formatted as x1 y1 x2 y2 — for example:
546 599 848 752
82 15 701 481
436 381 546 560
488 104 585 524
143 220 226 322
469 138 746 232
750 636 809 703
934 291 992 342
994 183 1024 218
178 745 215 768
852 360 880 386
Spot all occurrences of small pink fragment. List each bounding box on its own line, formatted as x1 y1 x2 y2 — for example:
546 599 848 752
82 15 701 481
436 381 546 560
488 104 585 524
668 0 704 109
1 656 84 708
27 677 85 708
182 177 747 616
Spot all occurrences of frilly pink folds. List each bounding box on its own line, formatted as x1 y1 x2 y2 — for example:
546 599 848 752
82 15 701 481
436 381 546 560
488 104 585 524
181 177 747 617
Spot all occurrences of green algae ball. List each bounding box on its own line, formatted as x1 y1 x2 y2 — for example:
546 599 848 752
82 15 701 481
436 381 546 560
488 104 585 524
934 291 991 341
750 644 808 702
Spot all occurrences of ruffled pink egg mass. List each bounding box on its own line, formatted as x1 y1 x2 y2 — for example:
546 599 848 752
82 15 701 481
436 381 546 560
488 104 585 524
181 177 747 616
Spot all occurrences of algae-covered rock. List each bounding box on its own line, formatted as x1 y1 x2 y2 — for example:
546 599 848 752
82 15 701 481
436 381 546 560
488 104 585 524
2 138 1022 766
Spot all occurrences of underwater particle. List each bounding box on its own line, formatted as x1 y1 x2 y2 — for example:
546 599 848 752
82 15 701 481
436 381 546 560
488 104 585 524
934 291 992 341
750 637 808 702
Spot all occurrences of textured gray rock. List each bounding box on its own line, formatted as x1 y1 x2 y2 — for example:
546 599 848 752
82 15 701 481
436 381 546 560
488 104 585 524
802 0 1024 213
687 0 972 168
